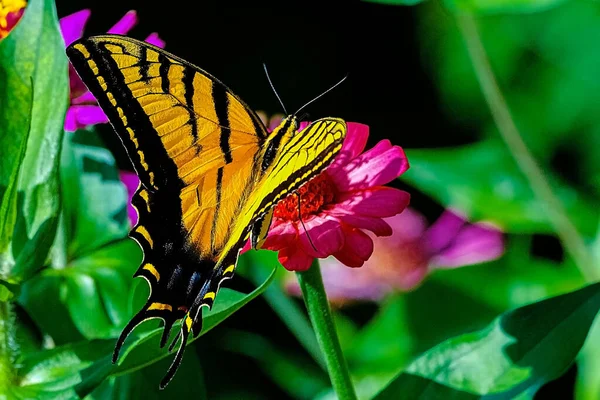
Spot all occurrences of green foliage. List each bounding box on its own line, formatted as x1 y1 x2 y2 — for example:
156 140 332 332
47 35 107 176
0 0 68 285
401 139 599 235
374 283 600 399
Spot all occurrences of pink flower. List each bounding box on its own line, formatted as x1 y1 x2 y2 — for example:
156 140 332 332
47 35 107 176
120 171 139 226
261 122 411 271
285 208 505 303
0 0 26 39
61 9 165 131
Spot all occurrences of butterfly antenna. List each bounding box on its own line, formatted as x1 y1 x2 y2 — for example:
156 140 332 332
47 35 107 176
293 74 348 117
263 63 288 115
297 194 319 253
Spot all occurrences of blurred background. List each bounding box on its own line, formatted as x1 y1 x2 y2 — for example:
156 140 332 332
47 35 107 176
7 0 600 398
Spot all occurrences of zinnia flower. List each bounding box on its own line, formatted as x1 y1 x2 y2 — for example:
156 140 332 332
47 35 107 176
285 208 505 303
0 0 26 38
261 122 411 271
61 9 165 131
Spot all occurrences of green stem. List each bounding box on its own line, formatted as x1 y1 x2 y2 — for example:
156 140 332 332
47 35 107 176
296 259 357 400
0 301 15 393
456 12 598 282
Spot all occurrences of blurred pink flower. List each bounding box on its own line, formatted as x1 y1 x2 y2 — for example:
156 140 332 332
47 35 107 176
285 208 504 303
61 9 165 131
120 171 139 226
261 122 411 271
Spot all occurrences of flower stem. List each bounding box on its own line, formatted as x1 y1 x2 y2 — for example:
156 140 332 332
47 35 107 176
0 301 14 393
296 259 358 400
456 12 598 282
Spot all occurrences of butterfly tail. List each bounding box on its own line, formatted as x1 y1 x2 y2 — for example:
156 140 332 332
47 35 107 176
160 313 197 389
112 307 149 363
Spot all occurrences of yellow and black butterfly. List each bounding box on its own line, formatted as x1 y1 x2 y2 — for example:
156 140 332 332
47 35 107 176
66 35 346 388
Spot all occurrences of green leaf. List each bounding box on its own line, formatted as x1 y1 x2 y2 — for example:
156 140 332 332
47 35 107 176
19 239 141 342
0 0 69 282
374 282 600 399
19 128 140 341
401 139 599 235
75 267 276 396
11 339 113 399
59 130 130 260
443 0 567 14
87 351 207 400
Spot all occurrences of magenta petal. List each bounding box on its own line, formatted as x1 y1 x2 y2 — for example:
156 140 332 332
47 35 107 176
299 216 344 258
72 90 97 104
64 107 79 131
430 222 504 268
336 187 410 218
337 214 392 236
107 10 138 34
327 122 369 174
278 245 314 271
424 209 468 254
145 32 165 48
119 171 140 226
333 143 409 191
70 105 109 127
335 227 373 268
317 260 386 302
60 9 91 46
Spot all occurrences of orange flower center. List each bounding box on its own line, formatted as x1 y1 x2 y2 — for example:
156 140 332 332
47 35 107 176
274 173 336 221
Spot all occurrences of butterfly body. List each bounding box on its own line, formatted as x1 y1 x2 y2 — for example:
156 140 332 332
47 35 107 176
66 34 346 388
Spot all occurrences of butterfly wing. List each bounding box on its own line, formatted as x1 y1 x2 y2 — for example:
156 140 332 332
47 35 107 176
66 34 268 379
206 117 347 304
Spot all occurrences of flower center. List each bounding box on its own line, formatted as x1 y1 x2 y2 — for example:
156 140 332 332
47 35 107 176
274 173 336 221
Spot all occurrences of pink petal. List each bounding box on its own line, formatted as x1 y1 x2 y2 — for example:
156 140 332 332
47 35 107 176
312 260 387 302
70 105 109 128
299 215 344 258
331 142 409 191
332 227 373 268
336 187 410 218
278 244 314 271
64 107 80 132
336 214 393 236
298 121 310 131
119 171 139 226
72 90 97 104
107 10 138 35
145 32 165 48
119 170 140 194
327 122 369 174
263 219 298 250
429 221 504 268
380 209 429 242
424 209 468 255
60 9 91 47
240 239 251 254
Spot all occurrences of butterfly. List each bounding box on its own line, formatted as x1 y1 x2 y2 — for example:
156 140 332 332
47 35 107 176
66 35 346 388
